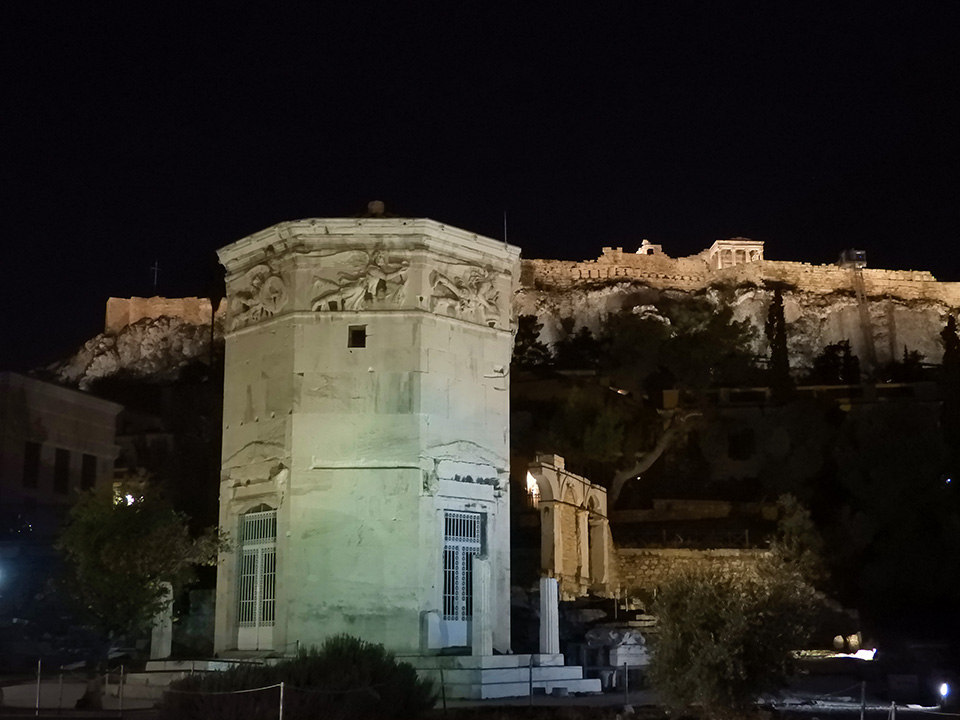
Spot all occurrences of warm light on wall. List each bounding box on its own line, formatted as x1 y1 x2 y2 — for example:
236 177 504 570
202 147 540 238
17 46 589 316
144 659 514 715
525 472 540 507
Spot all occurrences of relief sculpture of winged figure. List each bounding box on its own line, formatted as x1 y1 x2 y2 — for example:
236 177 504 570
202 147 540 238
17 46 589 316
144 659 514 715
311 250 409 312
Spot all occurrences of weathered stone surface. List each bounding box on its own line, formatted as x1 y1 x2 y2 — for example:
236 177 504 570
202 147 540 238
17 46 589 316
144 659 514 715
49 315 222 389
518 281 953 373
615 547 770 594
520 243 960 373
54 238 960 388
213 217 520 656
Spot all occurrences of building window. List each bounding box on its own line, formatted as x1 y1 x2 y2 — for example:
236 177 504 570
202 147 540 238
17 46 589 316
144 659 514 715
237 507 277 629
23 442 40 489
54 448 70 494
81 454 97 491
442 511 482 622
348 325 367 348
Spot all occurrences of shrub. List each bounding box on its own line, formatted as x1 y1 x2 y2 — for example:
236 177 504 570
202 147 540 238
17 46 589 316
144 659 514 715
648 567 818 719
158 634 436 720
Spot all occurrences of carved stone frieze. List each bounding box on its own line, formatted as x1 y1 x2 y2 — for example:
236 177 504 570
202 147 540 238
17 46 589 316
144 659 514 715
228 263 288 330
311 249 409 312
430 265 502 327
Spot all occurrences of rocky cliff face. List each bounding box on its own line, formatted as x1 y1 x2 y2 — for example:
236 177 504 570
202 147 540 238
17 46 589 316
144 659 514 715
517 281 950 373
49 315 222 389
49 265 953 389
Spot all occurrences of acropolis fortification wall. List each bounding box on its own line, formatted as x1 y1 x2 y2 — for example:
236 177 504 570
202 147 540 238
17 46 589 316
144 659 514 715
104 296 226 334
523 245 960 307
103 240 960 336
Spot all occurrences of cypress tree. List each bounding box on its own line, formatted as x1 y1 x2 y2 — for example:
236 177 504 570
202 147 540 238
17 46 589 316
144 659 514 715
765 287 792 402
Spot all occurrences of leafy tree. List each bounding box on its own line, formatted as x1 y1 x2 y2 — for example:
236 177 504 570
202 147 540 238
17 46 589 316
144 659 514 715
649 499 822 718
807 340 860 385
879 347 926 383
512 314 553 370
941 314 960 378
545 387 628 480
603 296 757 393
650 566 818 718
765 287 793 402
768 494 827 586
57 471 225 644
600 298 757 505
553 317 601 370
512 294 760 507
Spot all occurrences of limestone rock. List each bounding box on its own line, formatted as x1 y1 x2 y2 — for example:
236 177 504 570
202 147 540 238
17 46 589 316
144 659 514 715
517 281 952 373
49 315 222 389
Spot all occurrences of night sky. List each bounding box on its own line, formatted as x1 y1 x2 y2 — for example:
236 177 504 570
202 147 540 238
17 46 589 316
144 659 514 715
4 5 960 373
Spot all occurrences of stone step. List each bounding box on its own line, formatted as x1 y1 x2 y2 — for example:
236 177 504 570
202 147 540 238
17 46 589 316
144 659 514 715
117 682 166 701
421 665 590 685
126 671 190 686
440 677 602 700
145 659 247 672
403 653 566 670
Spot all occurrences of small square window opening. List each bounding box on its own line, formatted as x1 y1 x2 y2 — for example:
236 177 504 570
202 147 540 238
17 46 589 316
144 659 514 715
348 325 367 348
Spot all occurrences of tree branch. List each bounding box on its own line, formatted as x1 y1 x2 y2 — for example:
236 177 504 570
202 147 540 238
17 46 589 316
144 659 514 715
608 410 702 508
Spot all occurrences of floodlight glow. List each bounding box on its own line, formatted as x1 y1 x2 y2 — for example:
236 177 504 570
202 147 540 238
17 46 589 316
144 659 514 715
525 472 541 506
940 683 949 699
125 494 136 506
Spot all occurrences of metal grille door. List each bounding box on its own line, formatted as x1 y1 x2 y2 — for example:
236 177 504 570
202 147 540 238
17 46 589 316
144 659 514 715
237 509 277 648
442 511 482 623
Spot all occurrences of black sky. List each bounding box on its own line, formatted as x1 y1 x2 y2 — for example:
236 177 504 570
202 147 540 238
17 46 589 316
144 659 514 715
3 4 960 372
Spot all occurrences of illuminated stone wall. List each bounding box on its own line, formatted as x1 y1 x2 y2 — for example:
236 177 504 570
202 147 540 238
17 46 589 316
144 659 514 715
527 455 615 599
214 218 520 656
105 296 225 333
616 548 770 594
522 245 960 306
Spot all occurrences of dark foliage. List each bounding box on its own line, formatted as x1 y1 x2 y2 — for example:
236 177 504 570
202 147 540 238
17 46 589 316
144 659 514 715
765 287 793 402
807 340 860 385
940 314 960 481
159 635 435 720
878 347 927 383
941 314 960 379
553 317 601 370
649 498 822 718
57 476 222 642
601 297 758 393
826 402 960 618
513 314 553 370
88 356 223 530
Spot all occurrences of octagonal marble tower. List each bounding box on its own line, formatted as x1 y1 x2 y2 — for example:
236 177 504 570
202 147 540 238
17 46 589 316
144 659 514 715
213 216 520 656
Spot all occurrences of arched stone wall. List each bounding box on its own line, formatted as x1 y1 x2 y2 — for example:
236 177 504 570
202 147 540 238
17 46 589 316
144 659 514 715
527 454 614 599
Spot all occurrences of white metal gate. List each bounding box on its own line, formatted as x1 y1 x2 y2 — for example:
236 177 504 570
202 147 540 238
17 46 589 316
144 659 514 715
237 508 277 650
441 510 482 647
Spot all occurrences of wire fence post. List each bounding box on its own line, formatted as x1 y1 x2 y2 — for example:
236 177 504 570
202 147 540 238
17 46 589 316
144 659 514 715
58 672 63 712
35 658 42 716
119 664 124 717
278 681 284 720
623 662 629 704
860 680 866 720
528 655 533 706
